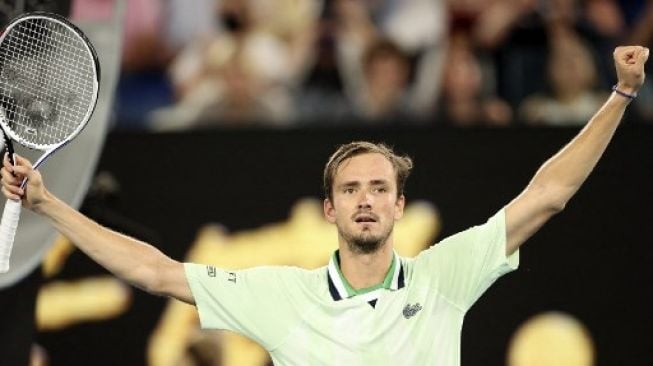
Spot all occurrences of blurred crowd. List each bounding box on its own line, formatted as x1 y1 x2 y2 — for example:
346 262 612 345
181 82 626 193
83 0 653 130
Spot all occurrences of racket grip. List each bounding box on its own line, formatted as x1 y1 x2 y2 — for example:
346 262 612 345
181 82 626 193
0 199 22 273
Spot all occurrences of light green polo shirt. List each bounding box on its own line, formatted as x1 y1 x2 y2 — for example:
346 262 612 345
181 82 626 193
184 209 519 365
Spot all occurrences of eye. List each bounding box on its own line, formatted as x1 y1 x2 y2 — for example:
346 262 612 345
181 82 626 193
374 186 387 193
343 188 355 194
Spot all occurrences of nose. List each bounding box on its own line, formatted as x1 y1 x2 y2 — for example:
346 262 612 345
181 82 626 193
357 191 373 209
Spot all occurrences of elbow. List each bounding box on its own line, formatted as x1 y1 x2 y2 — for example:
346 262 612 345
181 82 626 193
528 183 570 214
127 270 159 295
141 258 184 298
139 277 164 297
544 187 570 214
548 201 566 215
125 263 168 297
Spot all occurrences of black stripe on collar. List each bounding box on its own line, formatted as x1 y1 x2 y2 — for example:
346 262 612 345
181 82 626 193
327 271 342 301
327 262 405 301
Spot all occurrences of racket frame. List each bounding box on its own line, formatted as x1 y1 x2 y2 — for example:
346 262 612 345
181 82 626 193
0 12 101 273
0 11 101 155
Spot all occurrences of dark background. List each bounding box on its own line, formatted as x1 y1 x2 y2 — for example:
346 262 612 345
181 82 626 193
31 126 653 365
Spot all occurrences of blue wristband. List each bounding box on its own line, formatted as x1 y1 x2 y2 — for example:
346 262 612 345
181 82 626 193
612 85 637 99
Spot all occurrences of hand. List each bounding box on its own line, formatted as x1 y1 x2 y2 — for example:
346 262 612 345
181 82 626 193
614 45 649 95
1 153 47 210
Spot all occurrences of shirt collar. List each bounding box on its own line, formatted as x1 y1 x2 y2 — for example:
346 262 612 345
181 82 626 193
327 250 405 302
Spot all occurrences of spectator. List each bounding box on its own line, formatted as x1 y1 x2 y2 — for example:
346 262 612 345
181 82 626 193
295 2 355 123
356 39 412 120
332 0 448 122
72 0 178 128
437 31 512 126
473 0 622 109
151 0 318 129
519 28 608 126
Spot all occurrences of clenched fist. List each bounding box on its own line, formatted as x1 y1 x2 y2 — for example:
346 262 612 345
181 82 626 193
613 46 649 96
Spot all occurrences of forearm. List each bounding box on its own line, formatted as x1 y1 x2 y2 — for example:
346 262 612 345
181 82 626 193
504 46 646 254
36 190 175 294
528 93 630 207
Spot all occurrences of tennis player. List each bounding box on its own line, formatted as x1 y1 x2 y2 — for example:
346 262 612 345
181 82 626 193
1 46 648 365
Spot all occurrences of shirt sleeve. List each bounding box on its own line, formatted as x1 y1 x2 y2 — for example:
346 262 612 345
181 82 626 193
184 263 301 350
414 208 519 310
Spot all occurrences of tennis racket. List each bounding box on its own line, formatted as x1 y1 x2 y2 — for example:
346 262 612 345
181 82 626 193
0 12 100 273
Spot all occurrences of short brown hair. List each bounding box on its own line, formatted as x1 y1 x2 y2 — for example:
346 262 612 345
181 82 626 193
362 39 408 71
323 141 413 201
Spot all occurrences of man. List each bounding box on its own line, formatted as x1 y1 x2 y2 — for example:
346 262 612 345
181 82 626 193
1 46 648 365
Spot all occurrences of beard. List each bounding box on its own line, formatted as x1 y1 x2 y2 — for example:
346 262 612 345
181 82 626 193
339 223 394 254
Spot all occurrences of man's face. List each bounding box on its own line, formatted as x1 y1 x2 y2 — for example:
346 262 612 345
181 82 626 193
324 153 405 254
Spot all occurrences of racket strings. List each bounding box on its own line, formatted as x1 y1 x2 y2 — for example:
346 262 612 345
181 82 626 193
6 20 93 138
0 17 95 148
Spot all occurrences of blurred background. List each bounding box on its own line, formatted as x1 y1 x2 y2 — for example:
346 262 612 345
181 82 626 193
1 0 653 366
46 0 653 130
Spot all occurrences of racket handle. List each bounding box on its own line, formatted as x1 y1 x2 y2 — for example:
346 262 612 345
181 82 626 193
0 199 22 273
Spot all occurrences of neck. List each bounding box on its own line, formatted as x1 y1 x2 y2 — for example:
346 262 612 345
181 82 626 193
338 240 394 290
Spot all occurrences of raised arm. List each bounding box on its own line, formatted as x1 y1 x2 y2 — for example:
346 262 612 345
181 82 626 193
1 155 194 304
505 45 649 255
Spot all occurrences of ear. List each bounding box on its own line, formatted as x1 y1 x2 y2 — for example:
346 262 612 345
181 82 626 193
394 194 405 221
324 198 337 224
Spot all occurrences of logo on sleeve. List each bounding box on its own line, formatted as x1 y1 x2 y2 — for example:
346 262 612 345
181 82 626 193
228 272 237 283
402 303 422 319
206 266 217 277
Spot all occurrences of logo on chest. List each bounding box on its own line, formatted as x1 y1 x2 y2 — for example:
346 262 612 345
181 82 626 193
402 303 422 319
